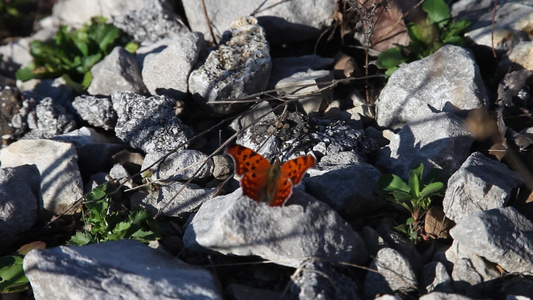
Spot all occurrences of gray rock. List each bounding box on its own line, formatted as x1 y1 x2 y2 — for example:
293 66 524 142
419 292 475 300
451 258 483 295
421 261 454 293
375 296 403 300
112 0 189 44
23 239 222 300
211 154 233 180
51 0 146 26
376 218 424 273
450 207 533 274
111 91 193 152
20 97 77 139
309 119 377 159
275 70 334 115
443 152 523 223
142 150 213 182
226 284 281 300
182 0 336 44
452 0 533 50
183 189 367 268
228 100 276 133
290 260 362 300
131 182 216 218
360 226 388 256
189 17 271 115
71 95 117 131
0 38 33 77
375 45 487 129
305 163 385 219
319 151 365 166
363 247 418 297
376 112 474 179
33 77 74 105
108 163 134 188
0 165 40 246
142 32 205 98
88 47 147 95
0 140 83 215
269 54 333 88
52 126 116 146
499 41 533 74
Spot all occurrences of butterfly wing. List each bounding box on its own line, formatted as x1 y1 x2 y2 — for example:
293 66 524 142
269 177 293 207
270 155 316 206
225 144 271 202
280 155 316 185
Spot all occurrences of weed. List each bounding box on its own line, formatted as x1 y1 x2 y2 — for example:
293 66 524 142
0 241 45 293
68 184 164 246
376 0 470 76
376 164 444 243
16 16 136 91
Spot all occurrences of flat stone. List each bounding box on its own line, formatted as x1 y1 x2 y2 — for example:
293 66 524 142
375 45 487 129
142 150 213 182
142 32 204 98
0 165 40 246
182 0 336 44
305 163 385 219
88 47 147 96
376 112 474 179
363 247 418 297
183 189 367 268
0 139 83 215
443 152 523 223
131 182 216 218
450 207 533 274
23 239 222 300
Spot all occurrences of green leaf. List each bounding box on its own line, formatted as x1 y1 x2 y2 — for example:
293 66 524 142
130 210 150 225
420 181 444 198
405 217 414 225
410 163 424 179
377 174 410 193
0 256 28 293
377 46 407 70
423 0 450 27
391 191 411 203
442 35 465 45
124 42 139 53
130 230 155 241
15 64 38 81
409 164 424 198
114 221 132 233
68 231 94 246
408 21 439 48
81 71 93 90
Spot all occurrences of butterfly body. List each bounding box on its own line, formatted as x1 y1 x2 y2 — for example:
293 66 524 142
225 144 315 206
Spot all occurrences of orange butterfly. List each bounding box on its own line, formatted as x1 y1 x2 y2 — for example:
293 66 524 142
225 144 316 206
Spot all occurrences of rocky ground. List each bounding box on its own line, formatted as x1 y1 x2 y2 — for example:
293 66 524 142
0 0 532 299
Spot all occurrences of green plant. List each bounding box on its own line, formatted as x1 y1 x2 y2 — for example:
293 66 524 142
376 164 444 243
68 184 164 246
376 0 471 76
0 0 34 18
16 16 134 91
0 241 45 293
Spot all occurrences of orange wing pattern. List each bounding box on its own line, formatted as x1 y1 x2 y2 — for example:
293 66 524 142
270 177 293 207
225 144 271 202
280 155 316 186
225 144 316 207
